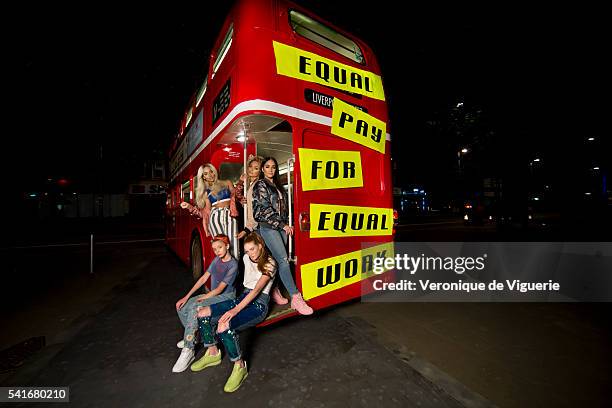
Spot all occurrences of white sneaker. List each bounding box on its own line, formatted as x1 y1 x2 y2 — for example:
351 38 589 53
176 340 185 349
172 348 195 373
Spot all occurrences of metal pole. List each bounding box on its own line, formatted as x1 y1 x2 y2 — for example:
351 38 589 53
243 132 248 229
287 156 295 263
90 234 94 274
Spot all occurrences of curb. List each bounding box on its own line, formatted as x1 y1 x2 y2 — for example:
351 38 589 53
343 315 497 408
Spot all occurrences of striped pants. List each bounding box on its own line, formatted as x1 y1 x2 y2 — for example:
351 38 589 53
209 206 238 256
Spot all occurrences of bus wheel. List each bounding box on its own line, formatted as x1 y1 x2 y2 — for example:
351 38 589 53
190 235 203 281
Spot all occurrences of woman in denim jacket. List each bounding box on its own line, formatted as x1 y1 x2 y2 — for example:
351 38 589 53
252 157 313 315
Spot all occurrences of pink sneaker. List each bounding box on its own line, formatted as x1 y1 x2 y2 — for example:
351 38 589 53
291 293 313 315
271 287 288 305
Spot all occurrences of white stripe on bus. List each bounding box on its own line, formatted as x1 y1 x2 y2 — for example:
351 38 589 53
171 99 392 181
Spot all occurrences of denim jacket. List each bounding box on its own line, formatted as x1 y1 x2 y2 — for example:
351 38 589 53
252 178 287 230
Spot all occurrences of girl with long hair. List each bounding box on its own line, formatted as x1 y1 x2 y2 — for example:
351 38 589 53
181 163 237 250
235 155 287 305
252 157 313 315
234 154 263 238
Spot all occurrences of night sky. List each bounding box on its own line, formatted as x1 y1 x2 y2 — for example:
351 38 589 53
8 2 609 199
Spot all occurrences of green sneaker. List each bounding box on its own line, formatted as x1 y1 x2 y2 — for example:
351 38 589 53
223 362 248 393
190 348 222 372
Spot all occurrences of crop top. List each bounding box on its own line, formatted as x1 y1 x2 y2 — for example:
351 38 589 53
208 187 231 205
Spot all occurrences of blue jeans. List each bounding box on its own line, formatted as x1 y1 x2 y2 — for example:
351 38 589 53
197 290 269 361
177 290 235 349
259 225 298 296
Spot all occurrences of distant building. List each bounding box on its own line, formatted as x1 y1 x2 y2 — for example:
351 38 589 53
127 159 167 219
22 159 167 220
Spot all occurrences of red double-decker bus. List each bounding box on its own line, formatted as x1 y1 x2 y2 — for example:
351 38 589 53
166 0 394 325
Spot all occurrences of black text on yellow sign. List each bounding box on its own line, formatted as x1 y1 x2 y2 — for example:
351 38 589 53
272 41 385 101
310 203 393 238
331 98 386 154
301 242 394 300
298 148 363 191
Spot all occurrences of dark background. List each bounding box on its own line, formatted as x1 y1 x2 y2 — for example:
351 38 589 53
5 1 610 236
2 6 610 405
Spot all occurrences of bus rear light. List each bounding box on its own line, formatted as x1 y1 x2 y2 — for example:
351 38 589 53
299 212 310 231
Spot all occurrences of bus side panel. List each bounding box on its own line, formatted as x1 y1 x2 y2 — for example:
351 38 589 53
293 123 393 308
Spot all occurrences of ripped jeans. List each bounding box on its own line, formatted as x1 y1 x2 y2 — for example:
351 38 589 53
197 290 269 361
177 290 236 349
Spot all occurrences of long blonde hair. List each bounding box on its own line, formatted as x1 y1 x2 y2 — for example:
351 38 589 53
245 155 264 191
195 164 215 208
195 163 230 208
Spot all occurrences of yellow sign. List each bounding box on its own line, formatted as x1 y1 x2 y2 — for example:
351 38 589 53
331 98 386 153
272 41 385 101
310 203 393 238
301 242 394 300
298 148 363 191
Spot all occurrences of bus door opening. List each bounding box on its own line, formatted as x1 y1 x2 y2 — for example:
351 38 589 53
219 115 297 321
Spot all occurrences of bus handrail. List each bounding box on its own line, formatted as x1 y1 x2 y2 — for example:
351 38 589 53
287 156 296 263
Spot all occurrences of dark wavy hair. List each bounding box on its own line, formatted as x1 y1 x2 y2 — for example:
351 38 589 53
260 157 285 193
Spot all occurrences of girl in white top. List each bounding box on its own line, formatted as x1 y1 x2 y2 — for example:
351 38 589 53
191 232 277 393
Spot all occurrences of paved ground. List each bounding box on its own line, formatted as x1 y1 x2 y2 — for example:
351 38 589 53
2 239 610 407
1 244 463 408
337 302 611 408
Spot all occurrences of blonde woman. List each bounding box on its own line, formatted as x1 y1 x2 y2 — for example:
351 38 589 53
234 155 263 238
181 164 236 249
234 155 288 306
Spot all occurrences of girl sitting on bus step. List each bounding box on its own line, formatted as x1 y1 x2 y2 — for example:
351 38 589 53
172 234 238 373
192 232 277 393
181 163 237 249
235 155 288 306
252 157 313 315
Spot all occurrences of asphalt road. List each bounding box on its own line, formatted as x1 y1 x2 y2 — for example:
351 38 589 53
1 243 464 408
2 218 610 407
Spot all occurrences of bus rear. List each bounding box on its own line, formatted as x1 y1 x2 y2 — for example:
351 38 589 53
166 0 394 324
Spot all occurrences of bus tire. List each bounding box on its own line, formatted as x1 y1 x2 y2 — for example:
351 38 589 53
190 234 204 281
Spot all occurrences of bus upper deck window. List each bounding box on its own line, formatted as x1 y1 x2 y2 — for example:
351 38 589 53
185 107 193 127
196 77 208 107
212 24 234 77
289 10 365 65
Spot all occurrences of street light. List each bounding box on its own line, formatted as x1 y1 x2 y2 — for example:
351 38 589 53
457 148 469 170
